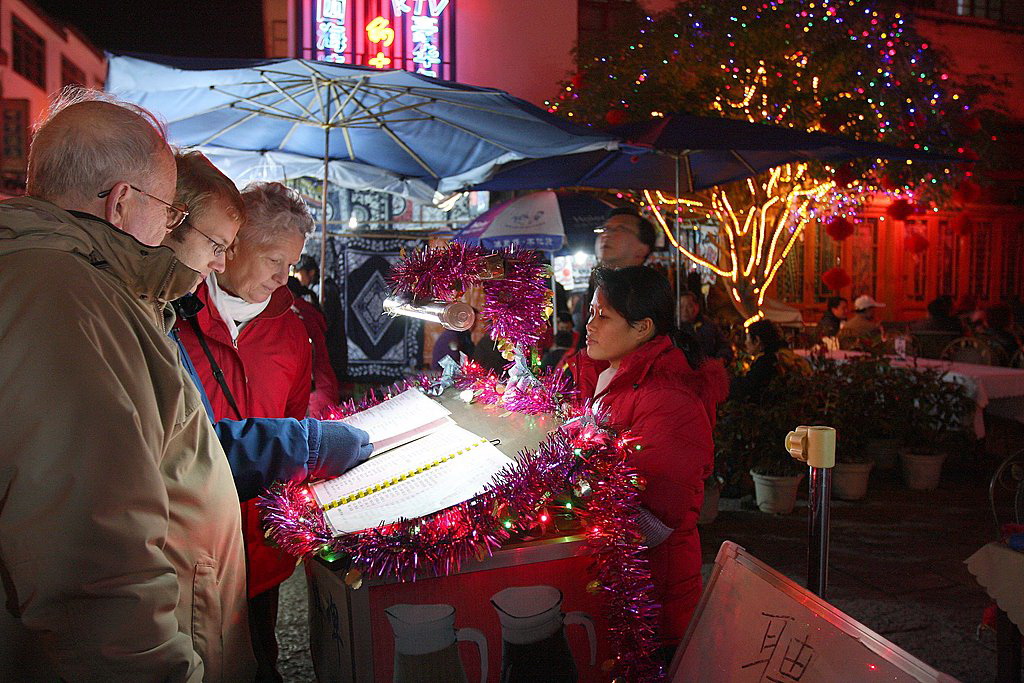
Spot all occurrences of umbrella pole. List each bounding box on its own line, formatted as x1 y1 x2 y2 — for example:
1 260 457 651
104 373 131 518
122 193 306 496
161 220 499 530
318 126 330 306
674 157 682 327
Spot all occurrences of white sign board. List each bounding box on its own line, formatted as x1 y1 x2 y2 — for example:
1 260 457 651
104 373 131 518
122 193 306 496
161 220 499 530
670 542 959 682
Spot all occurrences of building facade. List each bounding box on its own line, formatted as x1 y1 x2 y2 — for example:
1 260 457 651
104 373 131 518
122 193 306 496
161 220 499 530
0 0 106 197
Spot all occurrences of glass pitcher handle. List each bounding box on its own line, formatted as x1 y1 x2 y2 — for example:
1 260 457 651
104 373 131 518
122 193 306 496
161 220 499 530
564 611 597 666
455 627 488 683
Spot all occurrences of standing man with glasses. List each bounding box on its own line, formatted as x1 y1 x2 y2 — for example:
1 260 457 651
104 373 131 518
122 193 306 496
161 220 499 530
574 207 658 350
0 88 254 680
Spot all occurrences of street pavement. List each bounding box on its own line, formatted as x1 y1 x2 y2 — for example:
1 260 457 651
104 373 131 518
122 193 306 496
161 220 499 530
277 450 1010 681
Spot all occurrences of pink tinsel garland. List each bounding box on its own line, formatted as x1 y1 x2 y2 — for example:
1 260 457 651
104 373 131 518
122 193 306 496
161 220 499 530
388 243 551 351
258 365 665 681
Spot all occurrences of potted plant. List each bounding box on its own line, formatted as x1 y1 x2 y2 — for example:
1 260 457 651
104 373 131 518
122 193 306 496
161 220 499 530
898 367 973 490
715 370 811 513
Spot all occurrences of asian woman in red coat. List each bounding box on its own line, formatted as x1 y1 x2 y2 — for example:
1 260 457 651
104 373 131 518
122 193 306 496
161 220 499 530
570 266 728 649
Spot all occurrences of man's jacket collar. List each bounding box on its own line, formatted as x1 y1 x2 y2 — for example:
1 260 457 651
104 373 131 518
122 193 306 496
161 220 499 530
0 197 198 304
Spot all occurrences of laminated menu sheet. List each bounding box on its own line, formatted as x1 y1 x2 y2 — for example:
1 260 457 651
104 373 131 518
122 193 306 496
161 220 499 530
314 395 511 535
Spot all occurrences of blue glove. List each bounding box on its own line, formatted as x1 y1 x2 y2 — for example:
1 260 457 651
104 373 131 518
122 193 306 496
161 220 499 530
309 422 373 479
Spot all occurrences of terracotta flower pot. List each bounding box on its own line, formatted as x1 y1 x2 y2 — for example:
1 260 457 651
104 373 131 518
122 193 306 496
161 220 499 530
833 461 873 500
749 470 805 514
900 450 947 490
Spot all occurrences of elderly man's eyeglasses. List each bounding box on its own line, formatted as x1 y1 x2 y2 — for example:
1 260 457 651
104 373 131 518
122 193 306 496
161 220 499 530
97 184 189 230
181 218 229 257
594 223 638 237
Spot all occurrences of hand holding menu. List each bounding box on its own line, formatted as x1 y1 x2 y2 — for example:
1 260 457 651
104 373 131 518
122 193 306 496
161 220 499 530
313 390 511 535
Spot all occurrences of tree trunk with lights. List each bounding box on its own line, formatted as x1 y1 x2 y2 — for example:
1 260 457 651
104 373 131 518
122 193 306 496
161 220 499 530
547 0 991 320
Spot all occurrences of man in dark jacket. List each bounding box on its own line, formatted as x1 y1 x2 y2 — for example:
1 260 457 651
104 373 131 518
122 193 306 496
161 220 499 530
678 290 734 363
816 296 848 339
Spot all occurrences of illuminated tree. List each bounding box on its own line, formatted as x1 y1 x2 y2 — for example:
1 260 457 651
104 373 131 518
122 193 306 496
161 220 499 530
548 0 991 320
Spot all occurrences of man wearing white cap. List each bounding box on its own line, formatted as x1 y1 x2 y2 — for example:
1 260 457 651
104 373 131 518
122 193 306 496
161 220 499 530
839 294 886 345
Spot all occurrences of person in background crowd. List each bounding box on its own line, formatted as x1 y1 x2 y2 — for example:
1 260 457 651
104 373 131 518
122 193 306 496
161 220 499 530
954 294 984 334
571 266 727 653
816 296 848 339
838 294 885 345
678 289 734 363
0 88 253 680
730 319 809 403
574 207 657 349
540 313 579 372
910 295 964 335
294 253 348 387
980 304 1020 362
173 181 314 682
289 287 342 414
432 327 475 369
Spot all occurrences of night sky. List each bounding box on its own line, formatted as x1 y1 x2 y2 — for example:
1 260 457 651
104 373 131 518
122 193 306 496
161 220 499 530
33 0 265 58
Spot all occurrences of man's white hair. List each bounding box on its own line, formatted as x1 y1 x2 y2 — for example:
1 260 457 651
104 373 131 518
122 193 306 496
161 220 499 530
238 182 315 246
27 86 169 204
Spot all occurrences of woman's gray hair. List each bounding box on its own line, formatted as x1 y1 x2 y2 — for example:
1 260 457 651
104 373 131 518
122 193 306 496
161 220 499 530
27 86 169 204
238 181 315 246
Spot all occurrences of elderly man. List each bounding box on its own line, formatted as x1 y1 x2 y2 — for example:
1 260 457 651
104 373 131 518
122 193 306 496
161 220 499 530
173 181 317 681
575 207 658 349
0 89 252 679
165 151 369 501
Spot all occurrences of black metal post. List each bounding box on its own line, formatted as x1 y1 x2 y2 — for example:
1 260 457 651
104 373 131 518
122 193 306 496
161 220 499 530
807 465 831 598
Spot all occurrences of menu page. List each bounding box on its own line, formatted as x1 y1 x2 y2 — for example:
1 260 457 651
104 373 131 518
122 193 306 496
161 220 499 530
311 422 510 535
336 388 453 456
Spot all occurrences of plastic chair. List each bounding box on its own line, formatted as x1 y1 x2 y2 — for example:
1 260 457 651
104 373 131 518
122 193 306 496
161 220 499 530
940 337 997 365
988 450 1024 538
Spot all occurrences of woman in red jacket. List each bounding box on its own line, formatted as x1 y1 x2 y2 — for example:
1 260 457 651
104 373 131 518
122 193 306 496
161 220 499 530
571 266 727 650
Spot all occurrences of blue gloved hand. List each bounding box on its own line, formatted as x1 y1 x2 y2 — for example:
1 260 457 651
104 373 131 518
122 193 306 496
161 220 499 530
310 421 373 479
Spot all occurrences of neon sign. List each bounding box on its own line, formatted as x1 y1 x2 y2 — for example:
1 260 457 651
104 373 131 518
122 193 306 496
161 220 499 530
316 0 348 63
306 0 453 78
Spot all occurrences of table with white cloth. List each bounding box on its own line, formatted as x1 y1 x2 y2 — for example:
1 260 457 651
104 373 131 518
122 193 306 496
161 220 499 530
795 349 1024 438
966 542 1024 683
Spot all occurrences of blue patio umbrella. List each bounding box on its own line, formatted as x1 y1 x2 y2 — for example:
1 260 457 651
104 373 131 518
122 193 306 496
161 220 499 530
476 114 954 195
106 53 616 295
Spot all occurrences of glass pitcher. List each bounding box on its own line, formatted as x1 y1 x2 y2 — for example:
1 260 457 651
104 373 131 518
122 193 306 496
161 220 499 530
385 603 488 683
490 585 596 683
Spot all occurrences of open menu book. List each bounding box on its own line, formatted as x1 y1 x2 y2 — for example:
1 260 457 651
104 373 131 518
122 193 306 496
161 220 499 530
313 389 510 535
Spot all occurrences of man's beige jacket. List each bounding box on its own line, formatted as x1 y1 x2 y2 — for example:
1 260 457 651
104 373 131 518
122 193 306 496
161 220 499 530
0 198 254 681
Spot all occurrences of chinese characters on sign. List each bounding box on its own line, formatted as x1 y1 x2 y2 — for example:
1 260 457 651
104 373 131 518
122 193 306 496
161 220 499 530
308 0 452 78
316 0 348 62
741 613 815 682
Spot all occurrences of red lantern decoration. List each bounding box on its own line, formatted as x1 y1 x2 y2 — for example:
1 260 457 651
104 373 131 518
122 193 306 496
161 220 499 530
904 230 929 254
825 216 854 241
952 213 973 236
821 267 851 291
886 199 915 221
605 109 627 126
